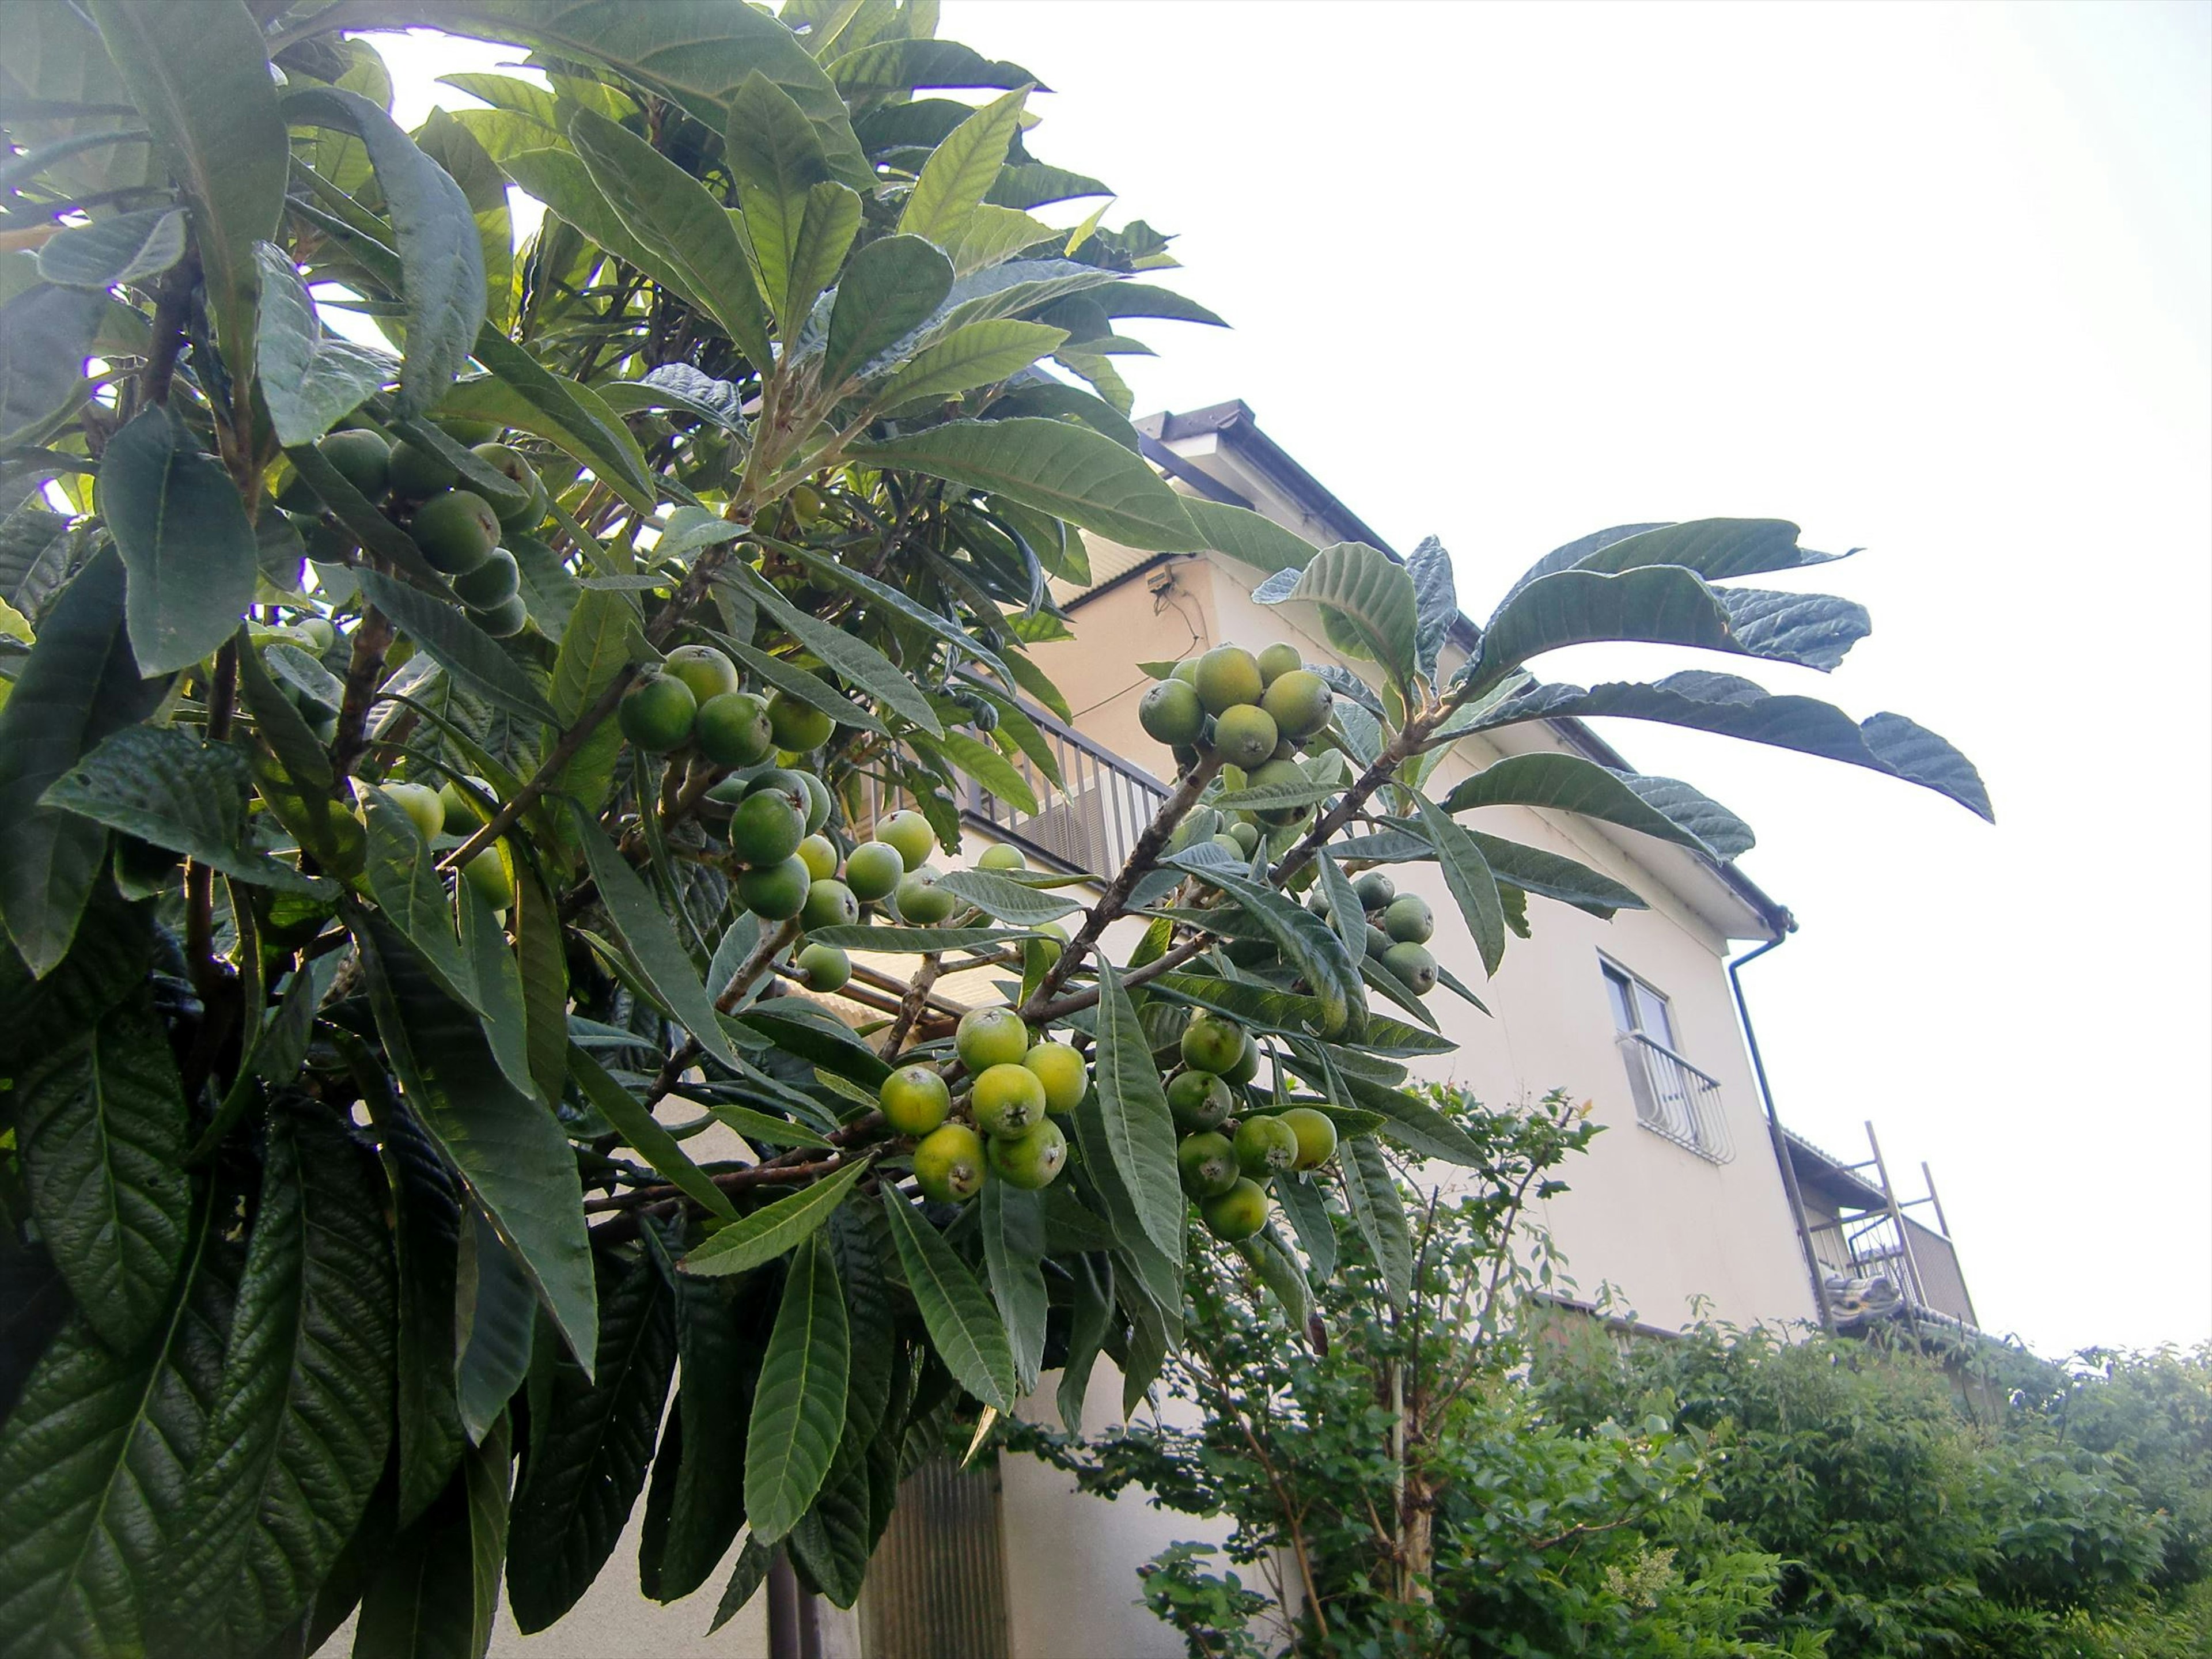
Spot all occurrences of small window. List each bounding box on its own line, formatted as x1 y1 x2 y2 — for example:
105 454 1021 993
1599 958 1730 1162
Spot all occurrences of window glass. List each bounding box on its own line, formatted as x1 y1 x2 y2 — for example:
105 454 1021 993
1632 979 1676 1047
1601 964 1636 1033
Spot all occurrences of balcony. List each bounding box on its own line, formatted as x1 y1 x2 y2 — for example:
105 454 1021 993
858 700 1171 878
1617 1031 1733 1164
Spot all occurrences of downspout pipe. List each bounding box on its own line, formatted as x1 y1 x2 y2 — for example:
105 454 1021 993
1728 930 1835 1334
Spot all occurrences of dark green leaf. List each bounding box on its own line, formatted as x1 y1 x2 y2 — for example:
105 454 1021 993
1313 847 1368 965
1408 534 1457 682
1256 540 1419 688
724 71 831 327
569 1043 737 1222
1237 1225 1311 1326
87 0 285 384
1479 670 1993 822
283 86 484 418
567 107 772 369
0 284 106 446
1469 565 1870 698
1274 1172 1336 1284
0 1199 231 1659
359 790 476 1006
17 989 188 1353
713 631 888 737
574 811 745 1070
730 562 944 734
251 243 390 445
801 922 1035 952
987 162 1113 210
1334 1067 1492 1168
467 331 658 506
679 1158 871 1279
36 207 186 289
1090 960 1187 1268
877 1185 1017 1412
1413 792 1506 976
44 724 330 893
855 417 1198 552
164 1107 396 1656
744 1232 849 1542
880 319 1066 406
1340 1135 1412 1309
708 1536 775 1634
823 232 953 386
1146 970 1331 1038
1436 751 1742 859
1056 1252 1112 1436
784 179 862 333
506 1244 674 1633
357 568 559 727
1191 870 1363 1037
358 912 599 1371
933 865 1079 924
99 407 256 674
353 1416 511 1659
1498 518 1846 612
454 1203 536 1444
374 1104 469 1531
0 550 166 975
982 1180 1047 1393
827 38 1035 98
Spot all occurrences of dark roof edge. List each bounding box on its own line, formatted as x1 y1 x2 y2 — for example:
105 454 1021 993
1142 401 1794 942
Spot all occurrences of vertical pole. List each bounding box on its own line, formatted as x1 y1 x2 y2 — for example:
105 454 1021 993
1864 1120 1927 1317
1727 934 1834 1333
1921 1160 1953 1238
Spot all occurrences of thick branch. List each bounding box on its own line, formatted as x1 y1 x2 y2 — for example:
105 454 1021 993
880 952 943 1058
328 604 393 785
1029 933 1212 1024
1018 753 1221 1021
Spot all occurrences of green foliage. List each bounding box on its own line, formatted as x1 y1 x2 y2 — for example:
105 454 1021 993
0 0 1989 1645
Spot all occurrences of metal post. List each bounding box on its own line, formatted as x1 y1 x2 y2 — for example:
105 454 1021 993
1726 933 1834 1333
1921 1160 1953 1238
1863 1120 1928 1318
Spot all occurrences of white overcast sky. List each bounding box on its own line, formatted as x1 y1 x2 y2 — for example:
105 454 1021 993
373 1 2211 1356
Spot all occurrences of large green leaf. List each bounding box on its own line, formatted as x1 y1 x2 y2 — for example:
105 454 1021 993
252 244 390 447
163 1107 396 1657
0 283 112 448
0 1201 230 1659
99 407 257 675
877 1187 1017 1412
879 319 1067 407
982 1180 1048 1393
743 1232 849 1542
569 1043 737 1222
357 569 559 728
678 1157 872 1279
1253 540 1419 689
729 562 945 734
574 812 746 1070
359 792 478 1009
639 1237 767 1603
377 1104 470 1532
1332 1065 1492 1169
283 87 484 419
454 1203 536 1444
1408 535 1458 682
784 179 863 335
854 417 1198 552
724 70 832 327
1188 496 1318 575
16 990 188 1355
1056 1252 1113 1437
36 208 187 290
1437 750 1745 859
0 550 166 976
827 37 1034 98
1498 518 1847 612
1089 960 1188 1269
1412 792 1506 977
1467 565 1870 699
402 0 869 187
933 865 1080 924
822 232 954 387
1273 1172 1338 1285
566 107 772 369
897 85 1028 252
358 912 599 1370
44 724 331 894
1340 1135 1412 1309
506 1244 674 1633
1479 669 1993 821
1192 870 1364 1037
467 331 658 507
353 1416 512 1659
86 0 285 388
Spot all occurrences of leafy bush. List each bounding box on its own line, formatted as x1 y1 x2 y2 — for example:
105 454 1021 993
0 1 1990 1652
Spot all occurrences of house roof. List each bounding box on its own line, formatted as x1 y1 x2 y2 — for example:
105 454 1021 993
1120 400 1794 943
1782 1128 1892 1213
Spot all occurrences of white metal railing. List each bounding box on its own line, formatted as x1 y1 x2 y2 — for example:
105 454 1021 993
1617 1031 1733 1163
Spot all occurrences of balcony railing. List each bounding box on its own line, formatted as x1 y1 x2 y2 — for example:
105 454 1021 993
856 702 1171 878
1618 1031 1733 1164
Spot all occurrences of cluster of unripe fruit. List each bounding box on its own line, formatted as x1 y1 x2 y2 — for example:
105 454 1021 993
286 422 549 638
1138 641 1335 805
1166 1007 1337 1240
1327 868 1438 997
880 1005 1088 1202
